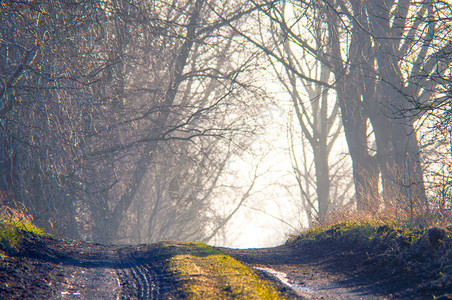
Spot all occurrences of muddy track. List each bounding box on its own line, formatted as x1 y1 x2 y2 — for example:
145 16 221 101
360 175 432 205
1 234 446 299
116 246 183 299
117 250 157 299
0 237 185 299
0 238 377 299
221 245 390 299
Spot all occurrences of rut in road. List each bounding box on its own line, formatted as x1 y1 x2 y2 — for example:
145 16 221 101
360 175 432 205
4 234 426 299
115 246 183 299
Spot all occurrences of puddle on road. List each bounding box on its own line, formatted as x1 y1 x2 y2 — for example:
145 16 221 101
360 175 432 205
254 267 380 300
254 267 315 296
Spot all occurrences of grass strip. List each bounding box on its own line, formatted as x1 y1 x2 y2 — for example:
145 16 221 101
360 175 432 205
0 220 49 251
162 241 285 299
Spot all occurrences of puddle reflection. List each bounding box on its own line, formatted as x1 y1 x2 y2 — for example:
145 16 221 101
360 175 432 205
254 267 315 295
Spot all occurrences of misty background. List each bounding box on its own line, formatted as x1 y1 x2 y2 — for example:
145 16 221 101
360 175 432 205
0 0 451 248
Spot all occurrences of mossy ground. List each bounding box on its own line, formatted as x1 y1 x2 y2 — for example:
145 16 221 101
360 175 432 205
162 241 285 299
289 219 431 246
0 220 49 252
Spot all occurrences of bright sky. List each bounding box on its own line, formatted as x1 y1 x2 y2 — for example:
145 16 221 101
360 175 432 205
214 101 303 248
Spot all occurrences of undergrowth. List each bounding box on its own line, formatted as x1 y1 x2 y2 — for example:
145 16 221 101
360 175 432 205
0 220 49 252
288 219 428 244
288 218 452 298
0 205 49 253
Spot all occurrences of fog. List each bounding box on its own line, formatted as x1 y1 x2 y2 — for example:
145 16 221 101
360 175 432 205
0 0 450 247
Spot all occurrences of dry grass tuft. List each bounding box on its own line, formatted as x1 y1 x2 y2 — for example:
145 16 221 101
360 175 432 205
0 205 33 224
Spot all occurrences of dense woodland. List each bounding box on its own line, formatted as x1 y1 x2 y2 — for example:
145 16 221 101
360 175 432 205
0 0 451 245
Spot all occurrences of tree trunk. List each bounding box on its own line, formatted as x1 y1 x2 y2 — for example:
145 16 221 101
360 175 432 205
0 130 12 205
336 79 380 213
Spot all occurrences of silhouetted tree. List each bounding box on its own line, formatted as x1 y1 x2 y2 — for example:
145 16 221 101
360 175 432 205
0 0 267 243
252 0 451 220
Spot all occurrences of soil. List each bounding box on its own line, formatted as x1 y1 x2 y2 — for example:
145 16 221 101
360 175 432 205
0 231 451 299
0 235 184 299
221 240 424 299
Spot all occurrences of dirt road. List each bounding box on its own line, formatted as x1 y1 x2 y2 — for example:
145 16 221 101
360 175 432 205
222 245 391 299
1 237 185 299
0 234 439 299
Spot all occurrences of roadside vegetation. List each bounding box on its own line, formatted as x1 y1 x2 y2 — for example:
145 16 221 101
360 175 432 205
288 217 452 299
0 206 49 253
0 221 48 251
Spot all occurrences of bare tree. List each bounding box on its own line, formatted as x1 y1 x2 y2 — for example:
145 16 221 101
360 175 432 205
89 0 267 243
265 4 352 222
249 0 451 221
0 0 108 237
0 0 269 244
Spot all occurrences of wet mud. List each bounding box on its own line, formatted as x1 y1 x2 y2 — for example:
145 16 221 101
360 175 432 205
1 233 449 299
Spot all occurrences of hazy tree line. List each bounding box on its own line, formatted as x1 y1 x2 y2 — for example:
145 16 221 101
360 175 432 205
254 0 452 223
0 0 450 244
0 0 269 243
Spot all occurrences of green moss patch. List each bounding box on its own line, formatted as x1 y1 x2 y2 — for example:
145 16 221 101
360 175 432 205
162 241 285 299
0 220 49 252
289 220 425 245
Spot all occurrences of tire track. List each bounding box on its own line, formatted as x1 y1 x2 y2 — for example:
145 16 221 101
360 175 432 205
117 248 174 299
118 250 146 299
2 235 184 300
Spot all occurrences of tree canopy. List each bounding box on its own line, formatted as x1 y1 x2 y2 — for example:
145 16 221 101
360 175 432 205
0 0 450 244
